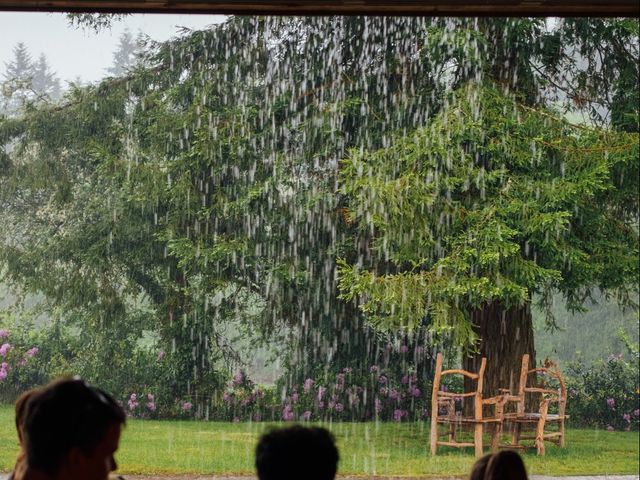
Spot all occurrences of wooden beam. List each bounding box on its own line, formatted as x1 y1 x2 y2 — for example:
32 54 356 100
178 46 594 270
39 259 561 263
0 1 636 16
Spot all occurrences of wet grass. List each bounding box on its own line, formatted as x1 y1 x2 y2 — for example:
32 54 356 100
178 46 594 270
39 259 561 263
1 404 638 477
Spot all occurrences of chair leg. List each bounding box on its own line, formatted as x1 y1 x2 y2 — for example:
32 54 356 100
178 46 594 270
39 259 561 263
430 416 438 455
491 422 502 452
535 418 546 455
512 422 521 447
474 423 483 458
559 420 566 448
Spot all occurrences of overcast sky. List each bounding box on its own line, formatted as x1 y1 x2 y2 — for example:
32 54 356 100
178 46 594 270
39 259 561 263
0 12 225 84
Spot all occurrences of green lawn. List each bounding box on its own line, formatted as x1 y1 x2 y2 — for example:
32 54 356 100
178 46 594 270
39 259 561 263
1 405 637 477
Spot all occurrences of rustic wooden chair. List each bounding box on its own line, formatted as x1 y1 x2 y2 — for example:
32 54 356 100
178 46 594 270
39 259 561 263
501 354 568 455
430 353 508 458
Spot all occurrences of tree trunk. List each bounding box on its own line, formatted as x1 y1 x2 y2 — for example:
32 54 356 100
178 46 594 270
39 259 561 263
463 301 536 407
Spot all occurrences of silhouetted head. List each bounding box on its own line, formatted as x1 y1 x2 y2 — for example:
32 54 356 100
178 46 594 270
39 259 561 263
255 425 339 480
485 450 528 480
23 377 126 480
469 453 492 480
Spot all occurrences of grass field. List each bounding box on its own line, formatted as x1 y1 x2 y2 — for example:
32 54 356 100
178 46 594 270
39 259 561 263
1 405 638 477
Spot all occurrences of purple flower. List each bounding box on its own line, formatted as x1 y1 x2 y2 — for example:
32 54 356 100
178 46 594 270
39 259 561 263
393 409 405 422
623 413 631 422
0 369 7 381
343 367 352 374
336 373 345 384
25 347 38 358
147 393 154 401
607 425 614 431
389 389 400 400
370 365 379 373
415 346 424 355
302 410 312 421
182 401 193 411
378 375 388 385
232 371 244 386
0 329 8 338
633 409 640 417
292 393 299 403
606 397 615 409
0 343 11 357
318 401 325 409
334 403 344 412
130 393 137 401
282 405 294 421
128 398 139 410
401 375 409 384
374 398 382 414
411 387 421 398
379 387 389 397
400 345 409 353
157 350 165 361
146 402 156 412
317 386 327 400
303 378 315 393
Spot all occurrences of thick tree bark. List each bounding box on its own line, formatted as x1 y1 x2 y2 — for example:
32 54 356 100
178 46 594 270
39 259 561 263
463 301 536 407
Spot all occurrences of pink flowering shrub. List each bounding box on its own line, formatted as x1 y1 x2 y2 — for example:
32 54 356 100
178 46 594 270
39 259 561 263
566 355 639 430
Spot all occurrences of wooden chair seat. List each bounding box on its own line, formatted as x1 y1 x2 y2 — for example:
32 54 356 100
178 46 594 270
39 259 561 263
514 413 566 421
436 416 504 423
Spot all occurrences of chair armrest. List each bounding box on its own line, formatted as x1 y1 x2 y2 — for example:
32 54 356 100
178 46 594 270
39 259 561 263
483 394 509 406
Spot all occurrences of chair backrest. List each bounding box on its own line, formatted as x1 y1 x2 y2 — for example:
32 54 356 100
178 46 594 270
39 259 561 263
431 352 487 420
515 354 567 416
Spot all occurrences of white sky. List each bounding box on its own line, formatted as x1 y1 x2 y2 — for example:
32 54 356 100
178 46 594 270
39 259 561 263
0 12 225 84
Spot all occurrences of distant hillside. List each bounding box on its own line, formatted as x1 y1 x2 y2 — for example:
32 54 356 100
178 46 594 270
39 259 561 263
533 292 639 365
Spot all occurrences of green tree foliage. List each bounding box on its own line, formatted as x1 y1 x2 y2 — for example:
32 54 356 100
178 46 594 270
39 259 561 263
338 83 638 338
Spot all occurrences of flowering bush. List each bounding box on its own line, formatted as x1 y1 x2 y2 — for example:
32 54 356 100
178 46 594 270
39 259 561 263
0 325 52 402
565 354 639 431
216 369 273 421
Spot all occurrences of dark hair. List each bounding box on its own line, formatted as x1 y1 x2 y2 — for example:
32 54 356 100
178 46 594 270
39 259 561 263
15 388 41 444
255 425 339 480
485 450 528 480
23 378 126 475
469 453 492 480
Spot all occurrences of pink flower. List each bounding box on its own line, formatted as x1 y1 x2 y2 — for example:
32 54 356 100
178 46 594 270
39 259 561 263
606 397 615 409
0 343 11 357
146 402 156 411
317 386 327 400
607 425 614 431
232 371 244 386
411 387 421 397
303 378 315 393
26 347 39 358
0 369 7 381
370 365 379 373
634 409 640 417
393 409 405 422
334 403 344 412
147 393 154 401
623 413 631 422
302 410 312 421
389 389 400 400
182 402 193 411
282 405 294 421
0 329 9 339
378 375 388 385
157 350 165 361
291 393 299 403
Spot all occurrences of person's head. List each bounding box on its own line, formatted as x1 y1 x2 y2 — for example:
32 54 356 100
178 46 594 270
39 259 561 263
469 453 492 480
15 388 41 445
22 377 126 480
255 425 339 480
485 450 528 480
